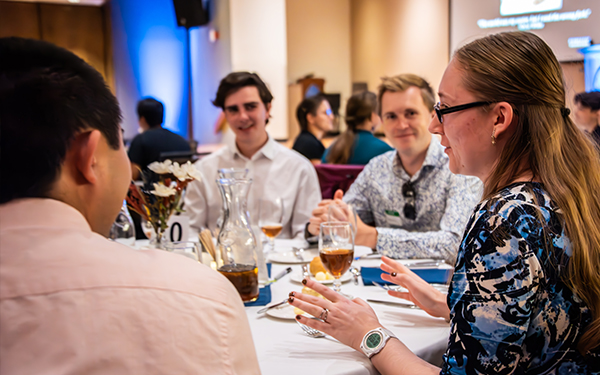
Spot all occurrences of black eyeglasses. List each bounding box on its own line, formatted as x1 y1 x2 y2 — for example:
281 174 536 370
434 101 490 123
402 182 416 220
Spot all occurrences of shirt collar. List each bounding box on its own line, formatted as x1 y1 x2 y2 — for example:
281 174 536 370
226 133 278 161
391 136 446 181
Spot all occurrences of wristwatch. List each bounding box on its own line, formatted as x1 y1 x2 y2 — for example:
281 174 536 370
360 327 397 358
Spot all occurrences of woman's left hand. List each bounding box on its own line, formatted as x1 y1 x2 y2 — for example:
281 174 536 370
288 277 383 352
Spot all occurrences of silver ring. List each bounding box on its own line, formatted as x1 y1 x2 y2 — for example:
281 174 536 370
319 308 329 322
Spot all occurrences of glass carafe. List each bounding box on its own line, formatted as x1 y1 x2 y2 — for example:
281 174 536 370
215 178 259 302
216 168 249 232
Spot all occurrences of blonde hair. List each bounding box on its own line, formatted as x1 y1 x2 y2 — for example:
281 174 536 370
455 31 600 353
376 74 436 115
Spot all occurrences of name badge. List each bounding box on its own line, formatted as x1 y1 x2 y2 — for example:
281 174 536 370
167 214 191 242
384 210 403 227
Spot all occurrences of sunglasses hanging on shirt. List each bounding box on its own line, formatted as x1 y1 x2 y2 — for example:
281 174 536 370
402 182 416 220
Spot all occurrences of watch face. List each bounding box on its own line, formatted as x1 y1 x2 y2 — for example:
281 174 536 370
366 332 382 349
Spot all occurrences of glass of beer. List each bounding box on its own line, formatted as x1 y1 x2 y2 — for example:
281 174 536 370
319 222 354 294
258 198 284 252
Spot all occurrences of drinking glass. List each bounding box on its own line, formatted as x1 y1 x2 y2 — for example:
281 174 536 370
258 198 284 252
319 222 354 294
327 202 357 242
164 241 200 262
109 200 136 246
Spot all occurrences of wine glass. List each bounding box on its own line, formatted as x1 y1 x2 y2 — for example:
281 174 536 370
109 200 136 246
319 222 354 294
327 202 357 242
258 197 284 252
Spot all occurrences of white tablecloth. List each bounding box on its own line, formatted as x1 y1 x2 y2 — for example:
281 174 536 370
247 239 450 375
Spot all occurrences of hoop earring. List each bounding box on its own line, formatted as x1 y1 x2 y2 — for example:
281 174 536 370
491 130 496 145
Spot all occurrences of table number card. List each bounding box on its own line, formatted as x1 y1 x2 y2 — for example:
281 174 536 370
166 214 191 243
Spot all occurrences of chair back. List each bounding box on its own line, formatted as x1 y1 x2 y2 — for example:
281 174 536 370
314 164 364 199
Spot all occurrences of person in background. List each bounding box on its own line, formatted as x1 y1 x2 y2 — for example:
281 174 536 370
291 31 600 374
128 97 191 180
0 37 260 374
292 94 334 164
322 91 393 164
308 74 482 262
185 71 321 238
573 91 600 147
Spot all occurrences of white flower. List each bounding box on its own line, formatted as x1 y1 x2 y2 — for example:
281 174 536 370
147 160 173 174
170 162 189 181
182 161 202 181
151 182 176 197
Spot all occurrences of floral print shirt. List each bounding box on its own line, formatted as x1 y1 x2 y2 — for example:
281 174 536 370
442 182 600 374
343 137 482 261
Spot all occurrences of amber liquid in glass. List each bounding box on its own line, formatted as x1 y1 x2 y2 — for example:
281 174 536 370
218 264 259 302
319 248 354 277
261 224 283 239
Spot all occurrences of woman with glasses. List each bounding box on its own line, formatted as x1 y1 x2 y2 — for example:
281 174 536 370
322 91 393 165
292 94 334 164
289 31 600 374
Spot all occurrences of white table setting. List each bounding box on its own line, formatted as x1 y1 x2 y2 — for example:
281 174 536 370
129 231 451 375
246 238 451 375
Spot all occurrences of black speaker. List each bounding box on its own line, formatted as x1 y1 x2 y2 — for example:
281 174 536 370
173 0 209 28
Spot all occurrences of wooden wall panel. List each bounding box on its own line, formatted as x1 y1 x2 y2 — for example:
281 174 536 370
39 4 106 78
0 2 41 39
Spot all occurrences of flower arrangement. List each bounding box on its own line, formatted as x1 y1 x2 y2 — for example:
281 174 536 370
126 160 201 248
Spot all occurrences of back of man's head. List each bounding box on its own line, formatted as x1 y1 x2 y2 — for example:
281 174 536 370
377 74 436 114
0 37 122 204
574 91 600 111
212 71 274 110
137 97 164 128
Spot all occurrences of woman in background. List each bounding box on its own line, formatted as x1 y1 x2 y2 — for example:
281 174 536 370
292 94 334 164
289 31 600 374
322 91 392 165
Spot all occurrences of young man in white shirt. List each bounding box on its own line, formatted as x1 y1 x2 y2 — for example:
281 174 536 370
308 74 481 261
185 72 322 239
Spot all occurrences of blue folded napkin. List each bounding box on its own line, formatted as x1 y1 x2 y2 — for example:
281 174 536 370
244 263 273 307
361 266 452 285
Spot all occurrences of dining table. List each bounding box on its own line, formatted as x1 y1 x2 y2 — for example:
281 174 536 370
134 237 451 374
247 239 450 375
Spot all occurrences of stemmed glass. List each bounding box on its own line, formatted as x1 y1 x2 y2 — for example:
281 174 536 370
319 222 354 294
258 197 284 252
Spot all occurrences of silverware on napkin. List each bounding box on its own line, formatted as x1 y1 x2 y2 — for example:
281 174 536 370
367 299 420 309
256 299 289 314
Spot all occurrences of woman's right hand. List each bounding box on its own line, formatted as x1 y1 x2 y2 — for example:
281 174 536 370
380 256 451 321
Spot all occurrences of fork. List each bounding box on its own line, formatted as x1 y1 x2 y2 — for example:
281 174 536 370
296 319 326 338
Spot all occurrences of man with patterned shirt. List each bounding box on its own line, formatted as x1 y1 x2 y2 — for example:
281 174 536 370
308 74 481 261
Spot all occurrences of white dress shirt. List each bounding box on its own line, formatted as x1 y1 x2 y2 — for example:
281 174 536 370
185 136 322 239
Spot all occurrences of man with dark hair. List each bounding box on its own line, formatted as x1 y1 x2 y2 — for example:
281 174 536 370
308 74 481 261
185 71 321 238
128 96 190 180
0 37 260 374
574 91 600 147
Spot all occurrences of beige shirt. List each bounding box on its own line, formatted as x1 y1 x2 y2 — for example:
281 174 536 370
0 199 261 375
185 136 321 239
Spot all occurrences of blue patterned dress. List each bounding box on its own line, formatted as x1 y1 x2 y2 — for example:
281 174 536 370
442 182 600 374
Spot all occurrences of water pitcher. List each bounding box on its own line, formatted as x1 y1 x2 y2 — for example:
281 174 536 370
215 178 260 302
